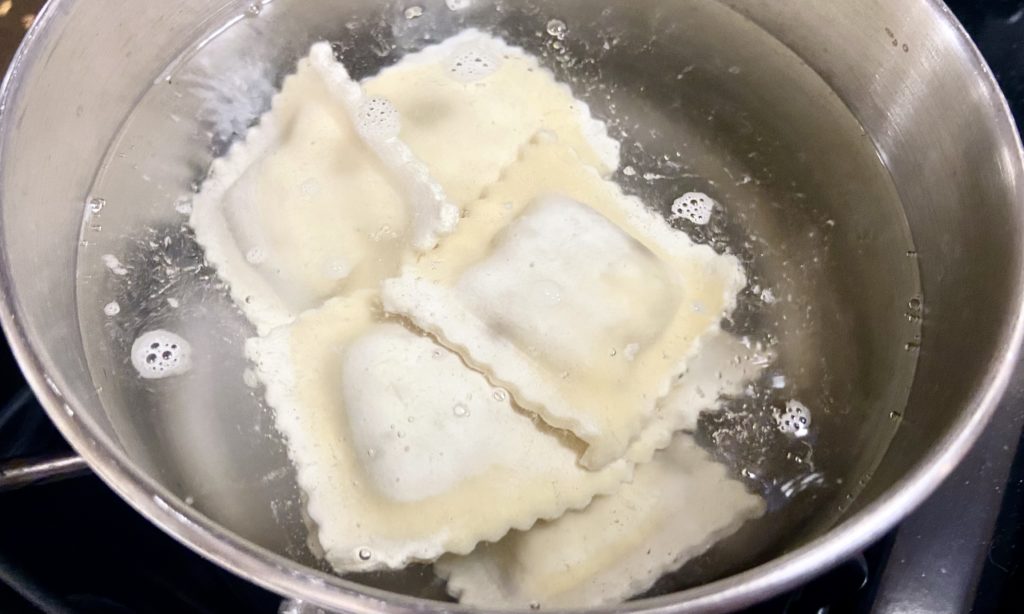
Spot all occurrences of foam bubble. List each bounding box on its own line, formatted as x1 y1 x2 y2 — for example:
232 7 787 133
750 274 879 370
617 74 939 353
103 301 121 317
243 368 260 388
774 399 811 438
102 254 128 276
671 192 715 226
300 178 321 198
546 19 568 38
355 97 401 141
245 247 267 265
131 330 192 380
324 258 353 281
445 44 502 83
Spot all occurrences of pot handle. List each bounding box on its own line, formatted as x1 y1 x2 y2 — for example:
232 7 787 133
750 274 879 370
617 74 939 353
0 452 90 491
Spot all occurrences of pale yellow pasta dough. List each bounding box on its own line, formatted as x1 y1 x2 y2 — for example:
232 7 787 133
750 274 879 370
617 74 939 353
381 134 746 468
246 290 631 572
363 29 620 206
192 43 456 333
436 434 765 608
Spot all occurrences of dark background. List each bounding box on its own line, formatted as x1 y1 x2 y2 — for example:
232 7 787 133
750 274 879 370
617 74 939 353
3 1 1024 612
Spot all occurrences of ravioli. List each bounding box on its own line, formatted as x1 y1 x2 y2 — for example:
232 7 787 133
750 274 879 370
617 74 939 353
191 43 456 333
436 435 765 609
381 134 747 468
626 331 771 465
245 290 631 572
363 29 620 205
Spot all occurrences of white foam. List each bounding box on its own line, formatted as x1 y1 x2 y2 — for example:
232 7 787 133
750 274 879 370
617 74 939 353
102 254 128 276
243 368 260 388
671 192 715 226
245 247 267 265
103 301 121 317
355 97 401 140
174 198 193 215
131 330 192 380
775 399 811 437
445 43 503 83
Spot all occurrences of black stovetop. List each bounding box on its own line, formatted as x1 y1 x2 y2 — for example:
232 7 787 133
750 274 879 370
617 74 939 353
3 1 1024 612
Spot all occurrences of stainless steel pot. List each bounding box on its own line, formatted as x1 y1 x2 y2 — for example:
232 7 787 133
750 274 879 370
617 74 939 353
1 0 1023 612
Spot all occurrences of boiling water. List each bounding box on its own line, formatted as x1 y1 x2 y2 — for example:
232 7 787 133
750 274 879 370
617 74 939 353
74 0 921 600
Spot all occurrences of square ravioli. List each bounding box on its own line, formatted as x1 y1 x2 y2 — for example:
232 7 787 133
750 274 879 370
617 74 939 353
436 434 765 609
245 290 631 572
191 43 456 333
363 29 620 205
381 134 746 468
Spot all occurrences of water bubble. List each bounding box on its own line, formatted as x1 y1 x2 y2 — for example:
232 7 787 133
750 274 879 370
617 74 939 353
245 2 262 17
609 347 617 357
243 368 259 388
367 448 377 458
245 247 267 265
404 5 424 18
546 19 567 38
671 192 715 226
102 254 128 276
530 602 541 610
356 97 400 140
300 178 321 198
87 197 106 214
774 400 811 437
357 548 372 561
103 301 120 317
445 0 471 10
445 43 503 83
492 389 508 402
131 330 191 379
453 403 470 418
908 297 921 309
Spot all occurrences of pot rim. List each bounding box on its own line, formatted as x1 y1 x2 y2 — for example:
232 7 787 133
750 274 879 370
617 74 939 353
1 1 1022 612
